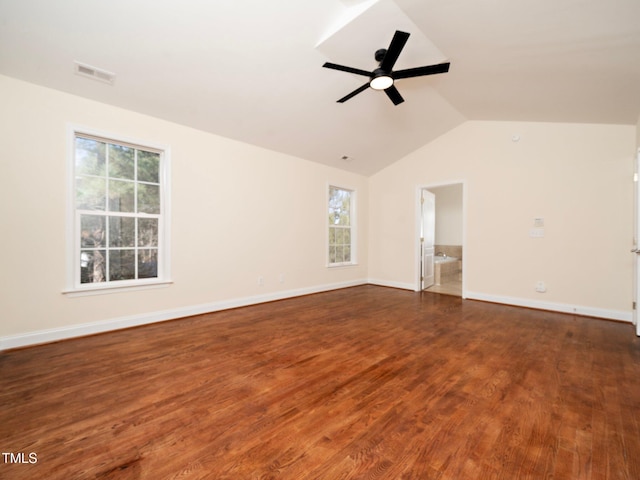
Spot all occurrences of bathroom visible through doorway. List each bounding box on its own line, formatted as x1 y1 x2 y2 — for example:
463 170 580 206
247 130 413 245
420 183 464 297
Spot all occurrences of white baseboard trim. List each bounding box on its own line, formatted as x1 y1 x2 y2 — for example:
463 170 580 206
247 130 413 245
5 283 629 351
367 278 416 291
465 291 633 323
0 279 368 351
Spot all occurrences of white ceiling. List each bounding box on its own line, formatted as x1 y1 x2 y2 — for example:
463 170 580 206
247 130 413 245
1 0 639 175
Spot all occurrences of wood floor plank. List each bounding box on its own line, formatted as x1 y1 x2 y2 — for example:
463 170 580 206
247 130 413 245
2 285 640 479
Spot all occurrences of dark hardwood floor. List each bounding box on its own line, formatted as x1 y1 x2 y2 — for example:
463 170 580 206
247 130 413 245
2 285 640 479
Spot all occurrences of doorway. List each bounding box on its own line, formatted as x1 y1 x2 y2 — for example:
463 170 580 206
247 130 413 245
418 182 464 297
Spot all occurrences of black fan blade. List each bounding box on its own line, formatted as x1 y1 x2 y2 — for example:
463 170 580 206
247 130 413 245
393 62 450 80
379 30 410 72
323 62 372 78
337 83 370 103
384 85 404 105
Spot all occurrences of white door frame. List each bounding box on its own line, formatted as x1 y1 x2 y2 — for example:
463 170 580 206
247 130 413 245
414 180 467 296
634 149 640 336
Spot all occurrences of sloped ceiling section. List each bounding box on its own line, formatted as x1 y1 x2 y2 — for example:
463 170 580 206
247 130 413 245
399 0 640 125
315 0 465 174
0 0 638 175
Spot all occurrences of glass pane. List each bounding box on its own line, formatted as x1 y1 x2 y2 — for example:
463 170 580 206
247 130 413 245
80 215 106 248
329 227 336 245
109 249 135 281
343 228 351 245
335 228 344 245
75 137 106 176
138 150 160 183
329 187 340 224
80 250 106 283
138 218 158 247
138 184 160 214
138 249 158 279
329 208 339 225
76 176 106 210
329 186 351 226
109 216 135 247
344 245 351 263
340 210 350 226
335 246 344 263
108 144 135 180
329 246 336 264
109 180 135 212
341 197 350 216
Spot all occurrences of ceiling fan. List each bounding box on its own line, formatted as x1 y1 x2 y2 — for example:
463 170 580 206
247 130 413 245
322 30 450 106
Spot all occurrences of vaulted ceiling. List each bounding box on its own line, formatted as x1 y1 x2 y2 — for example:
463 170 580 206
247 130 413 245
1 0 639 175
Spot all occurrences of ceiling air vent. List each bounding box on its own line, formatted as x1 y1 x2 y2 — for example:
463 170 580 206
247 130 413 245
74 61 116 85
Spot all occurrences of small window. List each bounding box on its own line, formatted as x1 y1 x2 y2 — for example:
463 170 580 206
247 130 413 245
69 130 169 292
328 185 356 266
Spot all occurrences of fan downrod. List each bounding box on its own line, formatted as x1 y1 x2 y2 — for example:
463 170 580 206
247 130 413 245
374 49 387 64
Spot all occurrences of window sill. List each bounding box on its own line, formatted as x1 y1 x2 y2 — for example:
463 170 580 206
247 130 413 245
327 262 358 269
62 280 173 297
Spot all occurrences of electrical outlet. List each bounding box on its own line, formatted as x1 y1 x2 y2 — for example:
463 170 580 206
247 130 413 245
279 273 285 284
258 276 264 286
535 281 546 293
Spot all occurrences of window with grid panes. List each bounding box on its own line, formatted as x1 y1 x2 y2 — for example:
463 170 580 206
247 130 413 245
72 132 167 289
328 186 355 266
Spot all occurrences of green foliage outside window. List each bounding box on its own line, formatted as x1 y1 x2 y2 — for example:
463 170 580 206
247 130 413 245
75 135 161 284
328 186 353 265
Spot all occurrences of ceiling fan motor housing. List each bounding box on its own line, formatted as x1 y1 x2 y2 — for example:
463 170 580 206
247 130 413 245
375 49 387 63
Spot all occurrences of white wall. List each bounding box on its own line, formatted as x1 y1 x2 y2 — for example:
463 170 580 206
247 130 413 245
1 74 636 348
369 121 635 320
0 75 368 347
428 184 463 245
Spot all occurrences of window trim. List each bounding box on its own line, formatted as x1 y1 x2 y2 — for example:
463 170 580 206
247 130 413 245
64 125 172 296
327 183 357 268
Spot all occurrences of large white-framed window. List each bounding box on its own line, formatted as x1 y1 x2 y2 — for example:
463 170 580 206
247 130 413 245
65 127 171 295
328 185 356 266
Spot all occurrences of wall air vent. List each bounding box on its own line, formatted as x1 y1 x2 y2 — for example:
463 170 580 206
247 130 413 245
74 61 116 85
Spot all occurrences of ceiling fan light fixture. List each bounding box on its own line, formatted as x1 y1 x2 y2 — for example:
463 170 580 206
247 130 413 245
370 69 393 90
